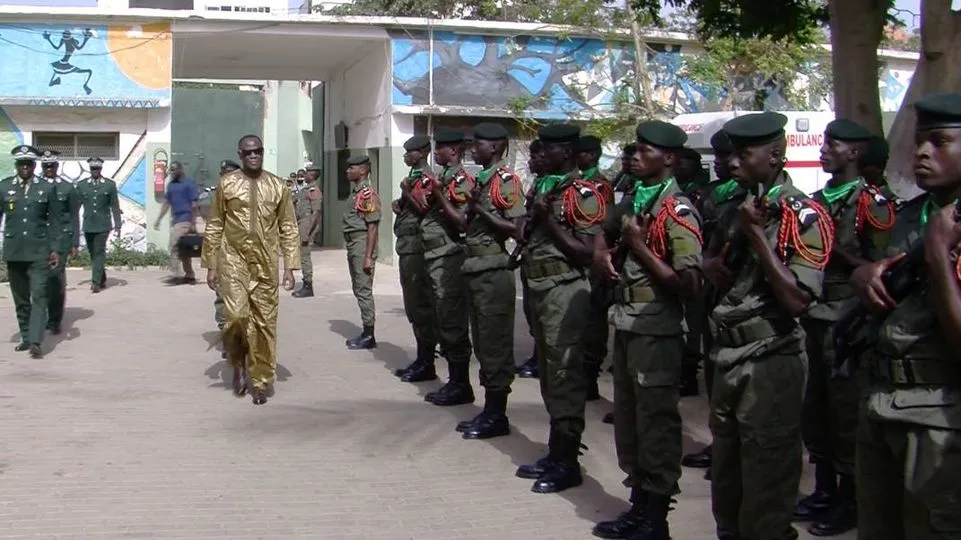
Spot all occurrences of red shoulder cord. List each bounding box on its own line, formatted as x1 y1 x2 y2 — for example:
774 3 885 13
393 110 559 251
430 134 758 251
854 189 896 234
447 171 476 205
409 174 432 202
562 179 607 226
645 195 704 259
355 186 378 213
489 168 522 210
593 180 614 204
776 199 834 269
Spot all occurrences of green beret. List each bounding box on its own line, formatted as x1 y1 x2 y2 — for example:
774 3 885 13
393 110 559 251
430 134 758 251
861 136 889 167
403 135 431 151
914 93 961 130
579 135 602 152
88 156 105 167
40 149 60 164
679 148 702 162
473 122 509 141
635 120 687 149
723 111 788 148
220 159 240 170
434 129 465 144
11 145 40 161
825 118 873 141
538 123 580 143
710 130 733 154
621 143 636 154
346 155 370 166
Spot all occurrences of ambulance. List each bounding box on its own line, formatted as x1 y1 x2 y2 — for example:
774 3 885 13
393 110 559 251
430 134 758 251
672 111 837 195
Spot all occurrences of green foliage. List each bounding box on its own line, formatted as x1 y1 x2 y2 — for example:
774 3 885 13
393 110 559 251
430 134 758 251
67 238 170 271
327 0 622 26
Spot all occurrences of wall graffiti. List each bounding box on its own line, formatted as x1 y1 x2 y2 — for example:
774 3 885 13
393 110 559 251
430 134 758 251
0 106 24 179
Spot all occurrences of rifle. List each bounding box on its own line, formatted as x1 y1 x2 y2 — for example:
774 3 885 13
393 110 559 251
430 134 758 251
507 184 562 270
720 183 765 272
833 203 961 378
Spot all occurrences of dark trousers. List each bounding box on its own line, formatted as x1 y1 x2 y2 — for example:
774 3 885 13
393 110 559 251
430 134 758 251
8 260 49 345
85 231 109 286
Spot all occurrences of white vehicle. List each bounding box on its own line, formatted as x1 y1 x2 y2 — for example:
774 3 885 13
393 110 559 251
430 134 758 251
672 111 837 195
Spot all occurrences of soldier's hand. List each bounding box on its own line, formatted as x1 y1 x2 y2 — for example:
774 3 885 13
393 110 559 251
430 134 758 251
850 253 905 312
702 244 734 289
738 193 765 228
924 201 961 264
301 240 309 247
594 248 619 281
282 269 295 291
623 214 649 239
206 268 219 291
363 256 374 275
391 199 402 215
532 198 550 219
48 252 59 269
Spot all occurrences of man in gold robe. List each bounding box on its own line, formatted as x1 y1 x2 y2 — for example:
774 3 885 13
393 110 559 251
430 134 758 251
202 134 300 405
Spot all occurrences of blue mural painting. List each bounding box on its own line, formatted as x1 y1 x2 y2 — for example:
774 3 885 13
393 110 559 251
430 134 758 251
0 23 172 107
118 155 147 207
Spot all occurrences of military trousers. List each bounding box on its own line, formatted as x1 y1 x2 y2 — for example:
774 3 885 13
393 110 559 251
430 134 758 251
345 234 375 327
465 267 516 393
683 294 708 373
7 260 50 346
84 231 109 286
398 252 436 349
800 318 859 474
520 266 534 338
612 330 683 496
45 251 69 329
528 277 590 441
856 410 961 539
710 347 807 540
425 251 471 365
581 274 612 372
299 243 313 282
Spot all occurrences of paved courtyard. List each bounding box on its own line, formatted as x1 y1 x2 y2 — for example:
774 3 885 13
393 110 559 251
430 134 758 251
0 249 854 539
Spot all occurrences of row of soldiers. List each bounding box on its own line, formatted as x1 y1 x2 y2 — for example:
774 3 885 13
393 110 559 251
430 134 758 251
1 145 122 358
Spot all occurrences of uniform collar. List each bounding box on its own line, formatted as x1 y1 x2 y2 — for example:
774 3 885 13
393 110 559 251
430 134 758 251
351 178 370 193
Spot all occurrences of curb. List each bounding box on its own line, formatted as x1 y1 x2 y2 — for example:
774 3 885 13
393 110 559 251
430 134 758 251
66 266 169 272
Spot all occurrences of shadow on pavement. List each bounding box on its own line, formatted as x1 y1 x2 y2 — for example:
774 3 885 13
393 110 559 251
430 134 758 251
327 318 413 377
204 360 293 391
75 276 129 288
9 306 93 354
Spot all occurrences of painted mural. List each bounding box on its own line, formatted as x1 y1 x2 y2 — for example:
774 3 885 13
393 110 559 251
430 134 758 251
0 23 171 107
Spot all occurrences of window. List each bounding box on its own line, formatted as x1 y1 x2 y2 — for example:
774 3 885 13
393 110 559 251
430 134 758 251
33 132 120 161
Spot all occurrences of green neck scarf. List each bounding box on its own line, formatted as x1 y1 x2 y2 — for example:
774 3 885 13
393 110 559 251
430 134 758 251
581 166 599 180
407 168 423 180
476 163 500 185
633 178 673 214
713 179 738 203
921 197 942 230
821 177 862 205
764 183 784 202
536 172 570 195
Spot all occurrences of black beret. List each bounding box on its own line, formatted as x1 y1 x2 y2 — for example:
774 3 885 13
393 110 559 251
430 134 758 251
529 139 542 152
679 148 702 162
710 130 733 154
346 155 370 166
403 135 431 151
434 129 465 144
635 120 688 149
915 93 961 130
538 123 580 143
825 118 873 141
621 143 636 154
579 135 602 152
861 136 889 167
220 159 240 170
473 122 509 141
723 111 788 148
11 145 40 161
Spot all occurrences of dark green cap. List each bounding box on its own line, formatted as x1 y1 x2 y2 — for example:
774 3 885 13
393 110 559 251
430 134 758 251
296 168 306 175
40 149 60 164
434 130 465 144
679 148 701 162
87 156 104 167
578 135 602 152
473 122 509 141
914 93 961 130
346 155 370 166
220 159 240 170
403 135 431 151
723 112 788 148
861 136 889 167
635 120 687 149
621 142 636 155
710 130 733 154
305 164 321 172
538 123 580 143
825 118 873 141
529 139 542 152
288 172 297 178
12 145 40 161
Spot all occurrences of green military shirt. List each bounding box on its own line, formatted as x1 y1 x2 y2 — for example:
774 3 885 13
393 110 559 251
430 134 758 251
293 182 322 239
50 177 80 253
603 178 702 335
394 169 426 254
76 176 122 233
807 178 894 322
462 162 526 274
700 179 743 249
342 179 380 233
0 174 60 262
522 172 602 292
420 164 468 260
711 173 830 366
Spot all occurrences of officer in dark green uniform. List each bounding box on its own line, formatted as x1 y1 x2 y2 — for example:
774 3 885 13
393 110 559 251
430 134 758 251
40 150 78 335
515 124 602 494
517 138 546 380
342 155 380 349
76 156 121 293
292 165 322 298
592 121 702 540
2 145 60 358
703 112 833 540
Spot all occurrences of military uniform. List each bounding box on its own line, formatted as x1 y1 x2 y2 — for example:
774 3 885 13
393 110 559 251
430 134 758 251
679 161 711 398
75 156 121 293
855 93 961 539
37 150 78 334
1 145 60 358
708 113 832 540
292 168 322 298
341 155 380 349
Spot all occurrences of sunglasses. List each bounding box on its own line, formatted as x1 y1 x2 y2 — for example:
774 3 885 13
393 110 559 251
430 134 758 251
241 148 264 157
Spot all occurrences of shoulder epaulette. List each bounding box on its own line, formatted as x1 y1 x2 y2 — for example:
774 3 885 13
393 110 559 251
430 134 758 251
785 195 821 230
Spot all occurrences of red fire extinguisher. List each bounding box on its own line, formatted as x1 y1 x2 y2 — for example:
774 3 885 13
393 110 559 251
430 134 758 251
153 149 169 196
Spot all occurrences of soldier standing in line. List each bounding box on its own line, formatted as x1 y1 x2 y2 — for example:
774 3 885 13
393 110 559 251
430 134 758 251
850 92 961 539
341 155 380 350
703 112 834 540
517 139 546 380
291 165 322 298
591 121 702 540
793 119 897 536
39 150 78 336
1 145 60 358
514 123 605 494
859 135 907 211
75 156 122 293
676 147 710 397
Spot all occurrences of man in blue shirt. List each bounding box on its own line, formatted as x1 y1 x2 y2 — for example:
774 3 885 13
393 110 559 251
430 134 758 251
153 161 198 284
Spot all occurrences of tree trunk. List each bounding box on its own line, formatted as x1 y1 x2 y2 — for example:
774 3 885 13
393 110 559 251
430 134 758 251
827 0 887 133
626 2 656 118
885 0 961 194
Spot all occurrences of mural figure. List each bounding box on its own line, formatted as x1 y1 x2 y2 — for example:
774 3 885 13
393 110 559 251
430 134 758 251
42 29 95 95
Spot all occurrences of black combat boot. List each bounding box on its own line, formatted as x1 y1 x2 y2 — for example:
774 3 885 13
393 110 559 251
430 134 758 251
628 494 672 540
517 346 539 378
592 487 648 539
808 474 857 537
346 325 377 350
793 460 837 521
425 361 474 406
397 340 438 382
516 426 556 479
292 280 314 298
461 390 510 440
681 444 712 469
585 360 601 401
15 341 29 351
531 432 583 494
679 359 699 397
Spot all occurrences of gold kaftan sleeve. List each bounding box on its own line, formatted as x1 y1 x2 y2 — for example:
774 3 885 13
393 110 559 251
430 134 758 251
278 183 301 270
201 180 225 269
